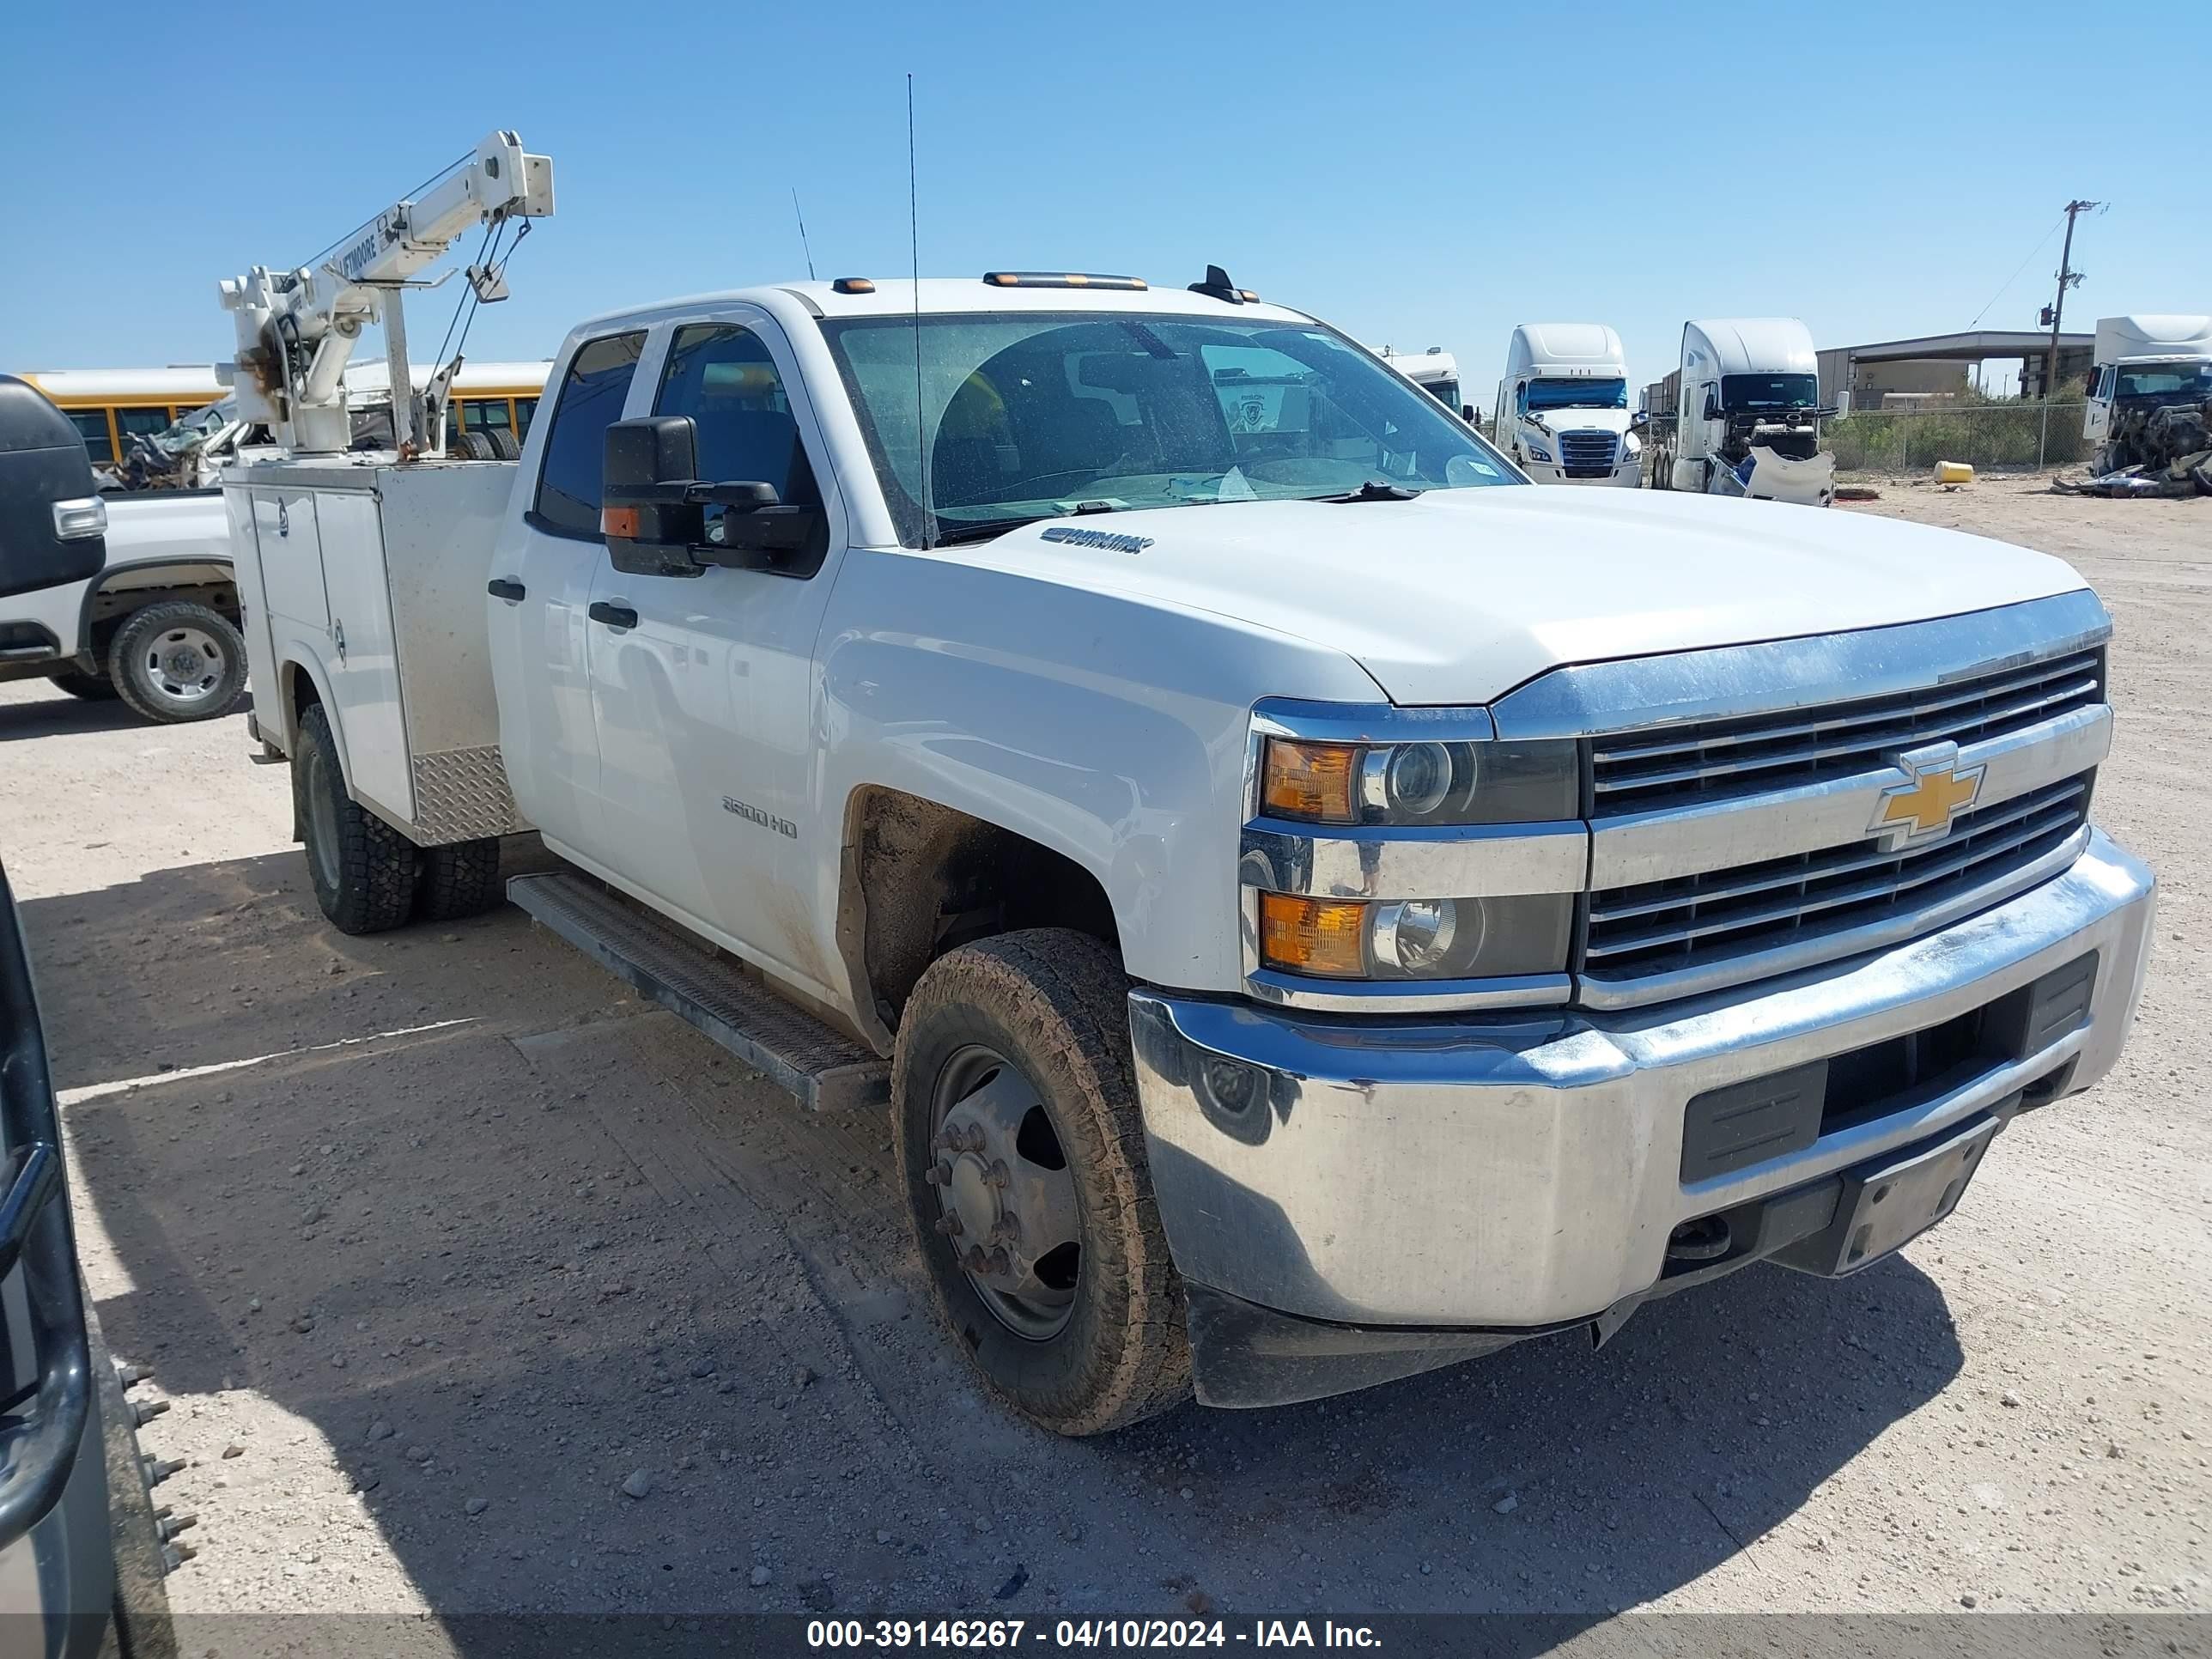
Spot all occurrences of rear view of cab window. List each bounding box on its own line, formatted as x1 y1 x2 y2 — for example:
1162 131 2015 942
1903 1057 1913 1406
532 331 647 536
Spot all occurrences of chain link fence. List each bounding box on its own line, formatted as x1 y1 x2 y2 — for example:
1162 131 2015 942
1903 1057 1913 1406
1821 402 2089 473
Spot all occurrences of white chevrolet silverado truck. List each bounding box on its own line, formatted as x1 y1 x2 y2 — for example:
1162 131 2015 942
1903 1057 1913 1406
226 270 2156 1435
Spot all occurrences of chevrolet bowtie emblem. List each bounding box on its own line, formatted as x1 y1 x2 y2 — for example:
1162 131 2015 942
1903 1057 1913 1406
1872 742 1985 844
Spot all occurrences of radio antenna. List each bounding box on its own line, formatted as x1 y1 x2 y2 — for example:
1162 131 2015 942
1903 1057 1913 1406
791 188 816 281
908 73 933 550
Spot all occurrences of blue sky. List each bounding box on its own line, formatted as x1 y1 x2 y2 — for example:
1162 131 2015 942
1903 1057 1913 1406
3 2 2202 404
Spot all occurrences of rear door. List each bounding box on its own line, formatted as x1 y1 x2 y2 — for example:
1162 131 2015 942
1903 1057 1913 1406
487 330 649 864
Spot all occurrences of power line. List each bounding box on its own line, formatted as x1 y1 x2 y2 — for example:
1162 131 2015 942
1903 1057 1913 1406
1968 216 2062 329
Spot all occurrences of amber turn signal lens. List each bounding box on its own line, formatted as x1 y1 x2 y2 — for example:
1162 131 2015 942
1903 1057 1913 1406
1262 739 1359 823
1258 893 1368 978
601 505 641 538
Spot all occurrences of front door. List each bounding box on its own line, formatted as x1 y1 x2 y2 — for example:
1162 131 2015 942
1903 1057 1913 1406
2084 366 2114 444
487 328 650 863
584 311 848 1000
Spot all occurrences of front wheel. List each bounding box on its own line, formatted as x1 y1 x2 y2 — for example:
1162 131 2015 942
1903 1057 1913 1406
893 929 1190 1436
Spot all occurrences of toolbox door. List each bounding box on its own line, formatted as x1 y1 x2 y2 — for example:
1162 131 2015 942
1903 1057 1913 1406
313 489 414 822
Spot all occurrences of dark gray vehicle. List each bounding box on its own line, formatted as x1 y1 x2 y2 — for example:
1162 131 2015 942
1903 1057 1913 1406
0 374 179 1657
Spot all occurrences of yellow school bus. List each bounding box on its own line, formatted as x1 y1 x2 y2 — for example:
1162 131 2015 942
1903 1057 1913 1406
16 361 551 464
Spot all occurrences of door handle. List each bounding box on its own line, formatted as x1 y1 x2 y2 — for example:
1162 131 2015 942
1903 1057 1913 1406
487 577 526 602
0 861 92 1555
588 601 638 629
0 1142 58 1283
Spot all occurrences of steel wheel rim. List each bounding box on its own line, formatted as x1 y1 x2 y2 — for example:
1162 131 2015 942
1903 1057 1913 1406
306 748 341 893
927 1043 1082 1341
141 625 227 708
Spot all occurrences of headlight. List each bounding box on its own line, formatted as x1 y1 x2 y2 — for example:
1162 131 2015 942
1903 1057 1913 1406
1526 444 1553 462
1257 891 1572 980
1619 432 1642 458
1261 736 1577 826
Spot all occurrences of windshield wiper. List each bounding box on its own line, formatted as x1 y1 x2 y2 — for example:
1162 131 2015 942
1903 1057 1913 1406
929 515 1048 547
1310 480 1423 503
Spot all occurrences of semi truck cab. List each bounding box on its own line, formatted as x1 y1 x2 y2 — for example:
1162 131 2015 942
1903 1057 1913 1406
1494 323 1641 486
2082 314 2212 461
1651 317 1835 507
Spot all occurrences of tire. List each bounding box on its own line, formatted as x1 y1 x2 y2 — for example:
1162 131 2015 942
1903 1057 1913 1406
416 837 502 921
450 428 519 462
106 600 247 724
295 701 416 934
46 669 118 701
893 929 1190 1436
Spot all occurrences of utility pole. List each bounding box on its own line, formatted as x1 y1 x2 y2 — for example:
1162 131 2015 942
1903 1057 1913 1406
2038 198 2100 466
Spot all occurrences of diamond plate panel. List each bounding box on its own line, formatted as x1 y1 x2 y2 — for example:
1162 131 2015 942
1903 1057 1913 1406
408 745 532 842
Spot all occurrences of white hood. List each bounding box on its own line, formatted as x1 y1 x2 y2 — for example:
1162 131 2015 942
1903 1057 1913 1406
953 488 2087 707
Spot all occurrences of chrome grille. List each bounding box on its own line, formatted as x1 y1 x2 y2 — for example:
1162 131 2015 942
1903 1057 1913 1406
1591 647 2105 816
1558 430 1617 477
1583 774 2093 982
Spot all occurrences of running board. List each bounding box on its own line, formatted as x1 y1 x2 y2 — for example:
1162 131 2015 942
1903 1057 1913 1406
507 871 890 1112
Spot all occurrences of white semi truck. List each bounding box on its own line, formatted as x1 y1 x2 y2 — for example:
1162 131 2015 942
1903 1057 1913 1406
1492 323 1640 486
222 143 2154 1435
1643 317 1836 506
2083 314 2212 470
1374 347 1468 421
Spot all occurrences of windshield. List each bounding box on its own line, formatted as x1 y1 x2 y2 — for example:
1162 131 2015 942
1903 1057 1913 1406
1526 377 1626 411
1421 376 1462 412
1720 373 1817 412
820 311 1520 545
2117 362 2212 400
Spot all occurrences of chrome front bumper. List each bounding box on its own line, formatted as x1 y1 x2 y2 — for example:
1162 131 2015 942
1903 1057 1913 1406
1132 830 2154 1364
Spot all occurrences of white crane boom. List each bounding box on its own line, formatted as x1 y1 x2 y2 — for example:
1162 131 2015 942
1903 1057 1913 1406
218 131 553 454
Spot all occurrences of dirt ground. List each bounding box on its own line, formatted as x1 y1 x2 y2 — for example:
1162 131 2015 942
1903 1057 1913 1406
2 484 2207 1649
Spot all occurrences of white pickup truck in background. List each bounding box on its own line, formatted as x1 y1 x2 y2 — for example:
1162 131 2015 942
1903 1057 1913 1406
0 472 240 723
227 268 2155 1436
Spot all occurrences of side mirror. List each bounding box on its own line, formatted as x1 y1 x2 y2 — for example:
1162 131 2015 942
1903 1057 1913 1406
1630 410 1649 428
0 376 106 601
1702 395 1723 422
601 416 823 574
1461 404 1478 424
603 416 704 576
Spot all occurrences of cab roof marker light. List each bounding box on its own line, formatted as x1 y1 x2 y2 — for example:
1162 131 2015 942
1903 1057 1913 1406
981 271 1148 291
831 277 876 295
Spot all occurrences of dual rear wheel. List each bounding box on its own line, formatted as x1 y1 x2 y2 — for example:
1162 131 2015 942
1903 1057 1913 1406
294 702 502 934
